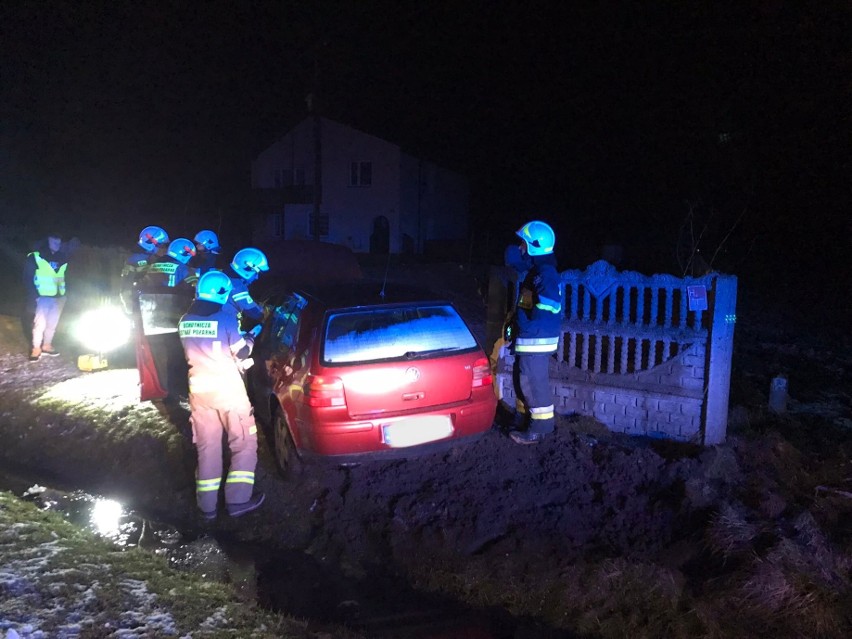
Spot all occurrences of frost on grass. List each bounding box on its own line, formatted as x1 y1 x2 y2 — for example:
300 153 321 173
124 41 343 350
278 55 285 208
32 368 180 444
0 492 300 639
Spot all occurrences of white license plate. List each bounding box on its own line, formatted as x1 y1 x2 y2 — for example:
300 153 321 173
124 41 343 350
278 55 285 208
382 416 454 448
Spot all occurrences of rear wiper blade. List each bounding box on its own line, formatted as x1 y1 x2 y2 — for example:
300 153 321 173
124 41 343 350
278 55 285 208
403 348 455 359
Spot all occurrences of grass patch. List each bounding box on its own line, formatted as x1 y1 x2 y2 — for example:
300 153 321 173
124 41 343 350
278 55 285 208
0 491 361 638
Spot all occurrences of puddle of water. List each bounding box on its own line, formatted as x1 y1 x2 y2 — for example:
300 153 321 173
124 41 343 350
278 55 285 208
0 469 574 638
252 548 517 638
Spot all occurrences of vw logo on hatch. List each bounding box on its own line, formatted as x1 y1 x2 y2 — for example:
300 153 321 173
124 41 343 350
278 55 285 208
404 367 421 383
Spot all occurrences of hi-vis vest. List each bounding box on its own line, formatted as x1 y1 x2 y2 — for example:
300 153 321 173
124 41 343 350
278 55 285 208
30 252 67 297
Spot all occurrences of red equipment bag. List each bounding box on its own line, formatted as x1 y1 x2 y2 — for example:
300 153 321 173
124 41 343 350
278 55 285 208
135 330 167 401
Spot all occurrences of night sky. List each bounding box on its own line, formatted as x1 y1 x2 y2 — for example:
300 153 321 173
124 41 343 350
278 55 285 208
1 1 849 306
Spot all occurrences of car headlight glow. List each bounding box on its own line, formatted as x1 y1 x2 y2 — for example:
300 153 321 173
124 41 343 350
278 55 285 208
75 306 132 353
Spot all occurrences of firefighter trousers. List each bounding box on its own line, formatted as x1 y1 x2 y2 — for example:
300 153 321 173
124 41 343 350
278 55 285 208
513 351 556 436
190 392 258 513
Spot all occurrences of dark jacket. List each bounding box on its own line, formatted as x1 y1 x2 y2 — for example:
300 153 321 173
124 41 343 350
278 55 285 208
227 275 265 326
189 250 226 276
513 253 562 342
140 256 195 291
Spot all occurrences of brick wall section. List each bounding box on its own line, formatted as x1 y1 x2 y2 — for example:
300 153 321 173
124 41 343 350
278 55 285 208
496 341 706 442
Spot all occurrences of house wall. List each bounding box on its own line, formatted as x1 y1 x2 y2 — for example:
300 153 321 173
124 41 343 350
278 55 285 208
399 156 470 253
251 117 402 252
418 160 470 243
319 119 402 253
251 119 316 189
252 117 469 254
399 155 422 253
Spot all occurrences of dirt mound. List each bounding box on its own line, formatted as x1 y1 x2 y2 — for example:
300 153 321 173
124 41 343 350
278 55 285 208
1 292 851 636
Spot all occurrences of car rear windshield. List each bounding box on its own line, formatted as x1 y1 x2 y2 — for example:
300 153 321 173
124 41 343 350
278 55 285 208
323 304 478 364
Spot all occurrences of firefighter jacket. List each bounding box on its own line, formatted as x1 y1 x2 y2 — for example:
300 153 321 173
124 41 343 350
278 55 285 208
142 256 196 290
228 276 265 325
179 300 254 406
512 253 562 354
27 251 68 297
122 249 154 278
189 250 224 276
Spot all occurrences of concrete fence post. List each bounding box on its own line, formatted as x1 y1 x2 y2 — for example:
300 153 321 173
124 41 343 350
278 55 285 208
703 274 737 445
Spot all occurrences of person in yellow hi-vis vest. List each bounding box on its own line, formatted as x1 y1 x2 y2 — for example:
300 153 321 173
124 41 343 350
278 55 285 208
178 270 264 521
24 232 70 361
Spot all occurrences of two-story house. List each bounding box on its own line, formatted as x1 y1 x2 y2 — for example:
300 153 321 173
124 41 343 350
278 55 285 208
251 116 469 254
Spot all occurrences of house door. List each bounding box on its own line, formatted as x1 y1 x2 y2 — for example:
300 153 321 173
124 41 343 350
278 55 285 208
370 215 389 254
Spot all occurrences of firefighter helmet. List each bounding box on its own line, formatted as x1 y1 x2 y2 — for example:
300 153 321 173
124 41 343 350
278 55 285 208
138 226 170 253
231 247 269 282
194 229 220 252
516 220 555 256
196 270 232 305
167 238 196 264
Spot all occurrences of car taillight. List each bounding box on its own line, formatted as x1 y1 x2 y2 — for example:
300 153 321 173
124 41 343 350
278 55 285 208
303 375 346 407
471 357 492 388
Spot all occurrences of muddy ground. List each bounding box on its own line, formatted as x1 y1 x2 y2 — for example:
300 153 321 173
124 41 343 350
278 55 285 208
1 267 851 637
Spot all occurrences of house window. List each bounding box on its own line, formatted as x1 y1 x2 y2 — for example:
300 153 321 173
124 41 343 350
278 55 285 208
349 161 372 187
274 167 306 187
271 212 284 238
309 212 329 237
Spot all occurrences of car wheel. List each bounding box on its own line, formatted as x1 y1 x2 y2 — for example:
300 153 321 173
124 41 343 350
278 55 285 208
273 409 302 478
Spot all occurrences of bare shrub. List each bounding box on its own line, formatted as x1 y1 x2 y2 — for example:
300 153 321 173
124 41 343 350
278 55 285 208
731 513 852 638
569 558 695 638
705 502 760 559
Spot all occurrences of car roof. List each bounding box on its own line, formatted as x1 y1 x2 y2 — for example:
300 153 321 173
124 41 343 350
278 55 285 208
273 278 453 311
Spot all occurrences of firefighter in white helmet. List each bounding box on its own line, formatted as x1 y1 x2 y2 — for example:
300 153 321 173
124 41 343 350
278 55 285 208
142 237 198 290
120 226 170 314
179 270 264 520
227 247 270 330
505 220 562 444
124 226 170 276
190 229 225 275
135 237 199 401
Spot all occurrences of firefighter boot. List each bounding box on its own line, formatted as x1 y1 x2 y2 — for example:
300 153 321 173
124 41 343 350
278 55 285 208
509 429 544 445
41 344 60 357
29 347 41 362
227 492 265 517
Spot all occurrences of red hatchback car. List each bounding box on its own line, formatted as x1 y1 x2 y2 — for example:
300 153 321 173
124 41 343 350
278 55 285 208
248 281 497 472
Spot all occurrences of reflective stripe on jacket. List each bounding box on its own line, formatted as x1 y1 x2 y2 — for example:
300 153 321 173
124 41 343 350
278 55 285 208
228 277 264 323
30 252 67 297
514 335 560 354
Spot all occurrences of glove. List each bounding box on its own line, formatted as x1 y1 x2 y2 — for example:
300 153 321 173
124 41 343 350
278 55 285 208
503 322 514 342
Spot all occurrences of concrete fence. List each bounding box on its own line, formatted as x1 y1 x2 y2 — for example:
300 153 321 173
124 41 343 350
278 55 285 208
487 260 737 445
